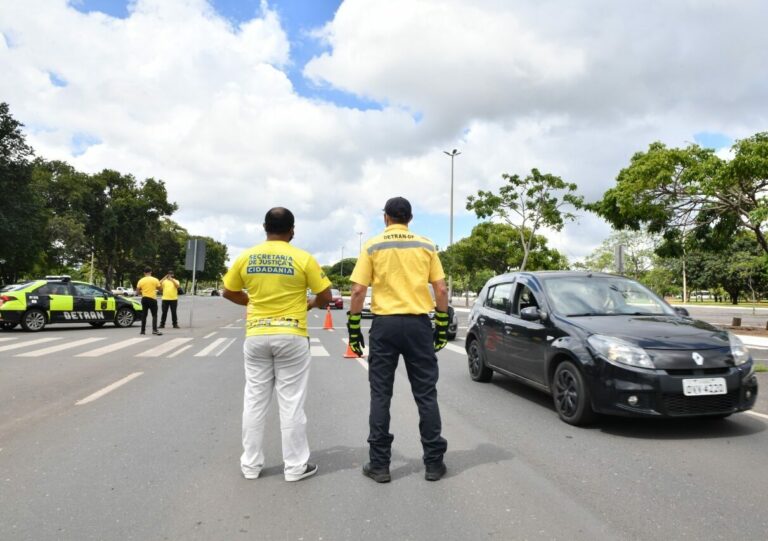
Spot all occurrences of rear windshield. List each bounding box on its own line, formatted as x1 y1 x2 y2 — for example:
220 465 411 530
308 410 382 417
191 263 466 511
541 276 674 317
1 281 36 292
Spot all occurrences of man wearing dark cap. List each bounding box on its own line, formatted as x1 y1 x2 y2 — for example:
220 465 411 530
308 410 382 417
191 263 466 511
222 207 332 482
349 196 449 482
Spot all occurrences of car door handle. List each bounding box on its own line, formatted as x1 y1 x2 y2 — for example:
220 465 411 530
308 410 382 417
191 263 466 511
504 325 513 335
478 316 486 326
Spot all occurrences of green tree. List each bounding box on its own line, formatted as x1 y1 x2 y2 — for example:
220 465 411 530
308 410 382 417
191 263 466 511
0 103 47 283
579 229 658 278
590 135 768 256
467 168 584 271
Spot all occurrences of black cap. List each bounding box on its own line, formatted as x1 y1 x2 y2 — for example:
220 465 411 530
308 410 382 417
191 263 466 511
384 197 412 220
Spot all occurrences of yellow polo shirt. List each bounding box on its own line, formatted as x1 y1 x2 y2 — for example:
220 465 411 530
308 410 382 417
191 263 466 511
160 278 180 300
351 224 445 315
136 276 161 299
223 240 331 337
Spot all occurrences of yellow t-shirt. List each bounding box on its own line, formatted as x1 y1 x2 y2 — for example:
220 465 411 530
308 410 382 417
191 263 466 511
136 276 161 299
350 224 445 315
160 278 180 300
222 240 331 337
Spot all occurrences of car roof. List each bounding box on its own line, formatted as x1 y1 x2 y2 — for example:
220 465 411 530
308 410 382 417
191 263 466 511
486 270 623 287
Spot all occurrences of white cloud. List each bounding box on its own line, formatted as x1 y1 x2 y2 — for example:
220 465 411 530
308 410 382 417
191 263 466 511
1 0 766 268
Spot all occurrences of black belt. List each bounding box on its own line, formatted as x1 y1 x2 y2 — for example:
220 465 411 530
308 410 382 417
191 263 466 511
373 313 428 318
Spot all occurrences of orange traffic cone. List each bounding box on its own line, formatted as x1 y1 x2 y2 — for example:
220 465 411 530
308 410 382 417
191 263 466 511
323 306 334 330
344 342 365 359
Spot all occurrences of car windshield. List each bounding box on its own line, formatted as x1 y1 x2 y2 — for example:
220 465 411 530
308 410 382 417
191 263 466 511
542 276 674 317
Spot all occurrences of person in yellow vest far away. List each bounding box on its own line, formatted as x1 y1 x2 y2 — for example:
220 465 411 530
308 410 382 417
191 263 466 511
136 267 162 336
159 270 181 329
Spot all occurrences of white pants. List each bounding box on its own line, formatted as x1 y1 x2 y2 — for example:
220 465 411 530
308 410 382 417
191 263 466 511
241 334 312 479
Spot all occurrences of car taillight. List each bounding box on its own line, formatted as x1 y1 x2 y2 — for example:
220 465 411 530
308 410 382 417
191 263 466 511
0 295 17 306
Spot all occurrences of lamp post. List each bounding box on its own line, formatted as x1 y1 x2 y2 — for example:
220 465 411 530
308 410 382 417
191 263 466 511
357 231 363 254
340 246 344 278
443 148 461 301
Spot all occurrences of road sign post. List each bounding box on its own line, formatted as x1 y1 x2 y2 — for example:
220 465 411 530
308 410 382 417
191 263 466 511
185 239 206 328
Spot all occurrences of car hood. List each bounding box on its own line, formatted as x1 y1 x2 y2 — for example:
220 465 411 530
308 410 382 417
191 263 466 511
566 315 730 350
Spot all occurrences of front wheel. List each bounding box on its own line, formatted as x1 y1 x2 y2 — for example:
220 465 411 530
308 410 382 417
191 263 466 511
114 307 136 328
552 361 595 426
467 339 493 382
21 309 47 332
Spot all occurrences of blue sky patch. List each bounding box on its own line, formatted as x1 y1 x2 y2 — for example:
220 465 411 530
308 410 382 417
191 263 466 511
68 0 131 19
71 133 102 156
48 72 68 88
694 131 732 150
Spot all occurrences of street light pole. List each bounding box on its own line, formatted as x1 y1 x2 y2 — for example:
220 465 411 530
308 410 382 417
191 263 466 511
357 232 363 254
340 246 344 279
443 148 461 301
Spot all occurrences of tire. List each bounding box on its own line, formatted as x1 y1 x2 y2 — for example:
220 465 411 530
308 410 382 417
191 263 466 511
1 321 19 330
89 321 106 328
467 339 493 382
114 307 136 328
21 309 47 332
552 361 595 426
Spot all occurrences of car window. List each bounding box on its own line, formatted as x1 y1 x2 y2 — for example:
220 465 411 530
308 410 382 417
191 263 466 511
331 289 341 296
541 276 674 316
1 282 35 292
37 283 70 295
485 282 514 313
73 283 105 297
512 284 540 314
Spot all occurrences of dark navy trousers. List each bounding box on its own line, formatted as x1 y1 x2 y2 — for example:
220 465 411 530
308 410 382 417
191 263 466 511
367 315 447 467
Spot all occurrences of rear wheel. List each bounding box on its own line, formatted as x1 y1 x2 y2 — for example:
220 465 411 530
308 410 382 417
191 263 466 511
467 339 493 382
552 361 595 425
21 309 47 332
114 307 136 328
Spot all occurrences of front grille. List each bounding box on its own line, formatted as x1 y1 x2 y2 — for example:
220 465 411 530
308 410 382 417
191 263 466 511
665 367 730 376
662 391 738 416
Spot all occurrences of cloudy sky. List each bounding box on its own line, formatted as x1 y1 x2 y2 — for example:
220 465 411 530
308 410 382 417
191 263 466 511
1 0 766 265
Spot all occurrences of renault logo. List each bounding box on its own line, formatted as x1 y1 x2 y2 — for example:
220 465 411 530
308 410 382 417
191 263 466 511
692 352 704 366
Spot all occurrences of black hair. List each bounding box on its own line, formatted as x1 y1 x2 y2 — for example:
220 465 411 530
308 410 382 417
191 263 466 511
143 267 152 273
264 207 295 234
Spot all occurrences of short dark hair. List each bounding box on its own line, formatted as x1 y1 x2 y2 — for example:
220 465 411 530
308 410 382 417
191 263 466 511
143 267 152 274
264 207 295 234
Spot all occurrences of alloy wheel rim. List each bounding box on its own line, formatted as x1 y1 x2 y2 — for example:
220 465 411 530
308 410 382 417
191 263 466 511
555 369 579 417
26 312 45 330
117 310 133 326
469 343 480 376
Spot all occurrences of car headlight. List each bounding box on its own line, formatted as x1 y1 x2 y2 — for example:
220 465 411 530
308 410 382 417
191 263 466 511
728 333 750 366
587 334 655 369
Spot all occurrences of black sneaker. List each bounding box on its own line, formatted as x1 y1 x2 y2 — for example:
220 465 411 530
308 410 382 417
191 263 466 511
140 331 146 335
152 330 163 336
424 462 447 481
173 325 180 329
159 325 165 329
285 463 318 482
362 463 391 483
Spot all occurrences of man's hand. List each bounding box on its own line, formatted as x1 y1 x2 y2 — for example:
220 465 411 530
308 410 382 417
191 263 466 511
433 311 449 352
346 312 365 356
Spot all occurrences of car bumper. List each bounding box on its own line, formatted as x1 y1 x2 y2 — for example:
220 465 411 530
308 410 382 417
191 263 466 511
0 310 23 324
590 361 759 418
332 299 344 309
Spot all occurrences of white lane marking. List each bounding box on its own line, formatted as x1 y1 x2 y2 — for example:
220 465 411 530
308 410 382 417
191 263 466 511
746 410 768 421
0 337 61 352
310 337 321 343
356 358 369 371
167 344 193 358
215 338 237 357
236 318 243 322
444 343 466 355
137 338 193 357
17 337 105 357
0 337 18 343
310 345 330 357
76 337 150 357
204 332 217 339
219 325 243 329
195 337 227 357
75 372 143 406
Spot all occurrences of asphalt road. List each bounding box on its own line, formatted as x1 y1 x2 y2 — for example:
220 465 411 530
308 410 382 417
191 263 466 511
1 297 767 540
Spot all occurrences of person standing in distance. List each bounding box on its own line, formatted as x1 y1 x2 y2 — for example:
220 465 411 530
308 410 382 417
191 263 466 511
222 207 332 482
159 270 180 329
348 196 449 483
136 267 162 336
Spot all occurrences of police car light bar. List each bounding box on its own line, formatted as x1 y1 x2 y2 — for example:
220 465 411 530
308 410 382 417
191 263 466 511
44 275 72 281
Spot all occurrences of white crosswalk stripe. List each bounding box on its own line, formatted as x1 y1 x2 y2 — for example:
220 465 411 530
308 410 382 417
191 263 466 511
195 337 227 357
76 337 151 357
0 337 19 343
310 345 329 357
215 338 237 357
444 343 465 355
17 337 105 357
0 337 61 353
137 338 193 358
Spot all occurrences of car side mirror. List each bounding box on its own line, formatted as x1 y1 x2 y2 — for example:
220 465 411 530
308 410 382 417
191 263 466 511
520 306 544 321
674 307 690 317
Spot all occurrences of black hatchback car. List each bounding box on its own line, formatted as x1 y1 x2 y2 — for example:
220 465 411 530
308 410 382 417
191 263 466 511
466 271 759 425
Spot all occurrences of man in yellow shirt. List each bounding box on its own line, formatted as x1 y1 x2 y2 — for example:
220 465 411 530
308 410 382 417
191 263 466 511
222 207 331 482
159 270 180 329
136 267 162 336
349 196 449 483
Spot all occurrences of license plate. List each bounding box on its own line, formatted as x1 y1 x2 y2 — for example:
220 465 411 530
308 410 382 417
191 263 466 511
682 378 727 396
